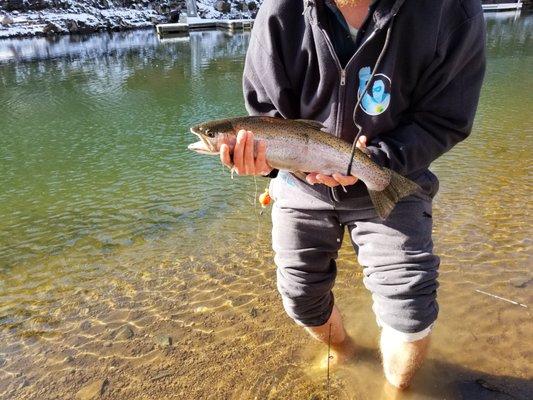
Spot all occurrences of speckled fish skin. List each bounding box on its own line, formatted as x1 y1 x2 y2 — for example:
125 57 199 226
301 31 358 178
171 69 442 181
189 116 390 190
188 116 420 219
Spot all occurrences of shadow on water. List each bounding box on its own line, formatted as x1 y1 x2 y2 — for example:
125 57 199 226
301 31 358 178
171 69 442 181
413 359 532 400
331 344 533 399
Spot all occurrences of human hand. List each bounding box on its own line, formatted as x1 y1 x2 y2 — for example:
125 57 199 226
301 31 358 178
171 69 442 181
220 129 273 176
306 135 368 188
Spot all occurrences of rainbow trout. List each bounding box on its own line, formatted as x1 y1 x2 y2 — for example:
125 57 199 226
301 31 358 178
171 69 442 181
188 116 420 219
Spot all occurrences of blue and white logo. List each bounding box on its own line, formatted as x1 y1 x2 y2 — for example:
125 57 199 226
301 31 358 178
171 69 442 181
357 66 391 116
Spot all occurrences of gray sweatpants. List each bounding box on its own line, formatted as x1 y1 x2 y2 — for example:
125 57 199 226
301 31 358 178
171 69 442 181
269 171 440 334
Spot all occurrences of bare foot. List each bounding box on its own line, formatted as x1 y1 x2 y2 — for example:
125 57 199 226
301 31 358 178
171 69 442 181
380 380 407 400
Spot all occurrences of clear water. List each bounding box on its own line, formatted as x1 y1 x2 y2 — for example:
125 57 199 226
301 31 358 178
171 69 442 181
0 12 531 400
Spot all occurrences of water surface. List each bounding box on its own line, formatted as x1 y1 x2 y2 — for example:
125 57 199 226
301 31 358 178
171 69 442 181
0 13 532 400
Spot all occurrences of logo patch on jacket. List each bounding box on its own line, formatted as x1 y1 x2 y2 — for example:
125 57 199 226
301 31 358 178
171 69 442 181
357 66 391 116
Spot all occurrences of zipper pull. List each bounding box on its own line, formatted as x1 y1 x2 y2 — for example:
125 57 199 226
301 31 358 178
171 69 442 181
302 0 315 21
340 70 346 86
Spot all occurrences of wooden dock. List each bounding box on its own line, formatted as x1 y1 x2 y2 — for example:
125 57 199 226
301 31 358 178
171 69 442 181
156 18 254 37
482 1 523 11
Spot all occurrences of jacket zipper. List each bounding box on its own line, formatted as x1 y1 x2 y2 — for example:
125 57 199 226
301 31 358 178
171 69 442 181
316 23 379 202
318 28 379 138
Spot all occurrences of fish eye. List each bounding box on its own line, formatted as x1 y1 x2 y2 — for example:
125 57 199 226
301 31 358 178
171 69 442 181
205 129 215 138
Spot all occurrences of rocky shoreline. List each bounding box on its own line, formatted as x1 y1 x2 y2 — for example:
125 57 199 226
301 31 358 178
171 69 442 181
0 0 260 39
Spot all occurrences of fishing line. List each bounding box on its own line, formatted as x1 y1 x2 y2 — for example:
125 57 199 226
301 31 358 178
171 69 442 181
253 175 258 208
253 175 263 239
326 322 332 399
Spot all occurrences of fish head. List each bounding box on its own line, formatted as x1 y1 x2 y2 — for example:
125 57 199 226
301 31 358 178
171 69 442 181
188 118 236 155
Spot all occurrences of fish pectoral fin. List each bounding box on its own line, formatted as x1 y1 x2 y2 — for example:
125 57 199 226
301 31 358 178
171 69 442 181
295 119 325 130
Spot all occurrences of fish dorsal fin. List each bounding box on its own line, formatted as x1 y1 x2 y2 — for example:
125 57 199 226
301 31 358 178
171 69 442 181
295 119 325 130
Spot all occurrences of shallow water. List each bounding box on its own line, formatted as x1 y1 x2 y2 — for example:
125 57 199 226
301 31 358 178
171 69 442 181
0 12 532 400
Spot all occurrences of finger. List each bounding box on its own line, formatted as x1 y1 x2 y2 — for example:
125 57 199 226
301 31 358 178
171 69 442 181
255 140 270 175
244 131 255 175
332 173 358 186
356 135 367 149
357 136 371 156
220 144 232 168
233 129 246 175
306 172 319 185
316 174 340 187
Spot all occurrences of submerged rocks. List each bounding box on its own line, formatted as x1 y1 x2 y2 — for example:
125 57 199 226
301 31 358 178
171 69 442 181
63 355 75 363
79 320 92 331
249 307 258 318
509 276 530 288
154 334 173 348
75 378 108 400
151 370 173 381
109 324 135 340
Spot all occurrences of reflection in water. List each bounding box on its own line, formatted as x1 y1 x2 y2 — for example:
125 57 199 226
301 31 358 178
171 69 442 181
0 29 250 66
0 14 532 400
484 10 532 57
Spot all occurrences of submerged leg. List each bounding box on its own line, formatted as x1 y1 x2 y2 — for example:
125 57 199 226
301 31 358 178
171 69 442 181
380 327 431 389
305 305 357 365
272 204 356 365
346 193 439 388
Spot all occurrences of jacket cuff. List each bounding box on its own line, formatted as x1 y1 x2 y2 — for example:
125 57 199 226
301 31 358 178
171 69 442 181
263 169 279 178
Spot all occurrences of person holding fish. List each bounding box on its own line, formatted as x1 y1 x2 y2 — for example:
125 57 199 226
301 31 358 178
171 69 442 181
191 0 486 391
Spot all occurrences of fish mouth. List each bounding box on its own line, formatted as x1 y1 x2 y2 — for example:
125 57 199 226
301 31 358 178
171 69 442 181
188 127 218 155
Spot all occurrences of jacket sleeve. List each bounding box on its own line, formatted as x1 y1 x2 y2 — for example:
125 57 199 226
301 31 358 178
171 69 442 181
242 12 298 178
366 13 486 176
242 19 297 118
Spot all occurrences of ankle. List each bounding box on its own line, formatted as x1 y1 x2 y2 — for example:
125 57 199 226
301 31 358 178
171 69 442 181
384 370 412 390
304 306 347 345
330 331 353 349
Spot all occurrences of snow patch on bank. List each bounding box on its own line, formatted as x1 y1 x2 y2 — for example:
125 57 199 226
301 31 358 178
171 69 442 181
1 8 164 38
0 1 262 39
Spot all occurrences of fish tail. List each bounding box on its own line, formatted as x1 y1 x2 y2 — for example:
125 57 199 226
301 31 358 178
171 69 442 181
368 168 421 220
